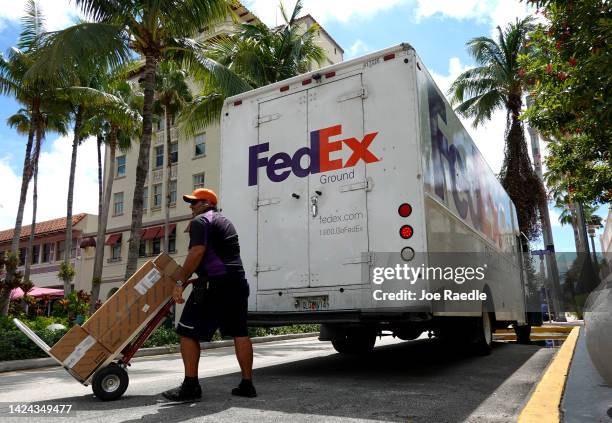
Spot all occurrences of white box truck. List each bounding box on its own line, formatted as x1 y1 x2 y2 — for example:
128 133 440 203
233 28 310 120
220 43 534 355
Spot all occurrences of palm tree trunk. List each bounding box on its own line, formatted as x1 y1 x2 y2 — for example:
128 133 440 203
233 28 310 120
24 128 42 283
125 54 158 280
10 102 39 254
500 95 546 239
0 107 38 316
90 131 117 313
164 106 171 253
63 106 83 297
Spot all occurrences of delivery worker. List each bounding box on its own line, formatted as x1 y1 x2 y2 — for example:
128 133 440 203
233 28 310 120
162 188 256 401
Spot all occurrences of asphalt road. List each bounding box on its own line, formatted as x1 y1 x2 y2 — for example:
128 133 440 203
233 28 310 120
0 336 555 423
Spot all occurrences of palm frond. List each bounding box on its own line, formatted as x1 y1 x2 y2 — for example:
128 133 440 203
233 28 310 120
18 0 46 52
178 93 224 138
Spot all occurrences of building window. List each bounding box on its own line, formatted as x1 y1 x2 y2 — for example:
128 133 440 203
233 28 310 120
157 116 165 131
169 232 176 253
142 187 148 211
56 241 65 261
154 145 164 168
169 180 177 205
116 155 126 177
42 243 53 263
31 245 40 265
113 192 124 216
18 248 26 266
138 240 147 257
170 142 178 164
111 243 121 260
152 238 161 255
153 184 162 208
194 133 205 157
193 173 205 190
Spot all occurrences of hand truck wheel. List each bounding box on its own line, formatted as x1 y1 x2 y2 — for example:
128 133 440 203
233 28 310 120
92 362 129 401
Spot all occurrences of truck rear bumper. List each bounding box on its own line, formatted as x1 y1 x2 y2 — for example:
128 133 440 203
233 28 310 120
247 310 433 326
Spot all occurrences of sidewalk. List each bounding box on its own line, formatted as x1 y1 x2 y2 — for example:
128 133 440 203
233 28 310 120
561 324 612 422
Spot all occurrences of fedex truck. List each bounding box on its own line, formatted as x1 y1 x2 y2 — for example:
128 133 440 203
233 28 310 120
220 43 533 355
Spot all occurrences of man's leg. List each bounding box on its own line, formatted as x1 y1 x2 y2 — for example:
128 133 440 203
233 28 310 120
234 336 253 379
180 336 201 377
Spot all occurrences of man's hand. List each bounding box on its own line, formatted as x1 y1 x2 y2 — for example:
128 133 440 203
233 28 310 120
173 285 185 304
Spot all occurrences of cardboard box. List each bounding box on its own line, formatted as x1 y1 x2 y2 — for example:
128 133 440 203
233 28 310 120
83 253 184 352
49 325 112 382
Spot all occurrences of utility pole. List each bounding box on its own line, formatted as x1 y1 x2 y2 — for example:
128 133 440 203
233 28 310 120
526 96 565 321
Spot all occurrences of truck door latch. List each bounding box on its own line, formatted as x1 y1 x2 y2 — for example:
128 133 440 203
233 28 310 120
311 195 318 217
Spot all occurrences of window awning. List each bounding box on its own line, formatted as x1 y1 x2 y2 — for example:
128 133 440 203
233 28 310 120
105 233 122 246
80 237 96 248
142 227 161 240
158 224 176 238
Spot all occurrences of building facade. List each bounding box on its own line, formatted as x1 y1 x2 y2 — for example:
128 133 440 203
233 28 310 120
0 213 98 292
98 4 344 301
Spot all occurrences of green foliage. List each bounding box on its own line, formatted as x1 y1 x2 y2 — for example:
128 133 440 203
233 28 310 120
519 0 612 204
0 315 68 361
52 290 91 321
57 262 75 283
180 0 327 135
142 325 179 348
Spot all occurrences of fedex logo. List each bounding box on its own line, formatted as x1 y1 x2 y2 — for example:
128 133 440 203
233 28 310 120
248 124 380 186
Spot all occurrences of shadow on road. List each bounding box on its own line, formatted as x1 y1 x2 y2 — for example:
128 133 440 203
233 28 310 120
25 339 549 422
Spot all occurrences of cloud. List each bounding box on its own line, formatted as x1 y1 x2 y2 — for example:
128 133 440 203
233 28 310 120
0 1 82 32
243 0 408 26
346 39 370 59
430 57 507 174
0 133 100 231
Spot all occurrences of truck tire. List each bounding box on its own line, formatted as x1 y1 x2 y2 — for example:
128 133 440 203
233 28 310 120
331 332 376 355
470 311 493 356
514 324 531 344
92 363 129 401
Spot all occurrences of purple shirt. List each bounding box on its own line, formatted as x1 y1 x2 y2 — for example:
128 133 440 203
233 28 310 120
189 210 245 279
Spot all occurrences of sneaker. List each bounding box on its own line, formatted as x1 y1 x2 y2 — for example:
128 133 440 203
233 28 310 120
162 382 202 402
231 380 257 398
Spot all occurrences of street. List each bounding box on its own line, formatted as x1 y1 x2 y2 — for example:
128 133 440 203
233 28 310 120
0 336 556 423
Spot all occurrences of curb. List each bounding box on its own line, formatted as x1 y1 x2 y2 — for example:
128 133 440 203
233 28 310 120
0 332 318 373
517 326 580 423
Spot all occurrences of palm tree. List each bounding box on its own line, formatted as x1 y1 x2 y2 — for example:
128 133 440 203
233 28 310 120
0 0 59 314
449 17 546 240
85 79 142 311
181 0 326 134
29 0 230 280
154 62 192 253
8 109 69 283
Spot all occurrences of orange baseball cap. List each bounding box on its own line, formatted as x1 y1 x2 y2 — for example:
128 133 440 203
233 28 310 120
182 188 218 205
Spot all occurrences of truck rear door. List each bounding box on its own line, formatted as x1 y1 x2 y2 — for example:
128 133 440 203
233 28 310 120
307 75 369 287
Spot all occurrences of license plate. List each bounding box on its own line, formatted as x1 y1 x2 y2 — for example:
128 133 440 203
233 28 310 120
295 296 329 311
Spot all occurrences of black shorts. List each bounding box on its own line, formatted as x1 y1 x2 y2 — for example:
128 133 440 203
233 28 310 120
176 275 249 342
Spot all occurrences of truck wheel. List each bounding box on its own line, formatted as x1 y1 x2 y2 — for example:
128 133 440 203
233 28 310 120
514 324 531 344
331 332 376 355
470 311 493 356
92 363 129 401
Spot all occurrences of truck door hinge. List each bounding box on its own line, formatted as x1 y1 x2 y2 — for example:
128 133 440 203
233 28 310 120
255 113 281 127
343 253 374 265
340 177 373 193
337 87 368 103
253 197 281 210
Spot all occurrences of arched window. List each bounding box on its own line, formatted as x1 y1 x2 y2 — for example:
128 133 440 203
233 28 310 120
107 287 119 300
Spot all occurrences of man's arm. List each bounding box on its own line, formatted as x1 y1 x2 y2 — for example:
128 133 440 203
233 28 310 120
172 245 206 303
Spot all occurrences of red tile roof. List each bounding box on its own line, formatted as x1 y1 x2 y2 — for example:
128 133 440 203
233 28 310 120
0 213 88 244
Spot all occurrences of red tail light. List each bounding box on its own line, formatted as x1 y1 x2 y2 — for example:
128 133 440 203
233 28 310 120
399 225 413 239
398 203 412 217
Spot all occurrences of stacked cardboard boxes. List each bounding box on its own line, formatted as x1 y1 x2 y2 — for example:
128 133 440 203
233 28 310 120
49 253 184 381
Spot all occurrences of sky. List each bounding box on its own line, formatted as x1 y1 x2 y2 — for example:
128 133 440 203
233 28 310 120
0 0 606 252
